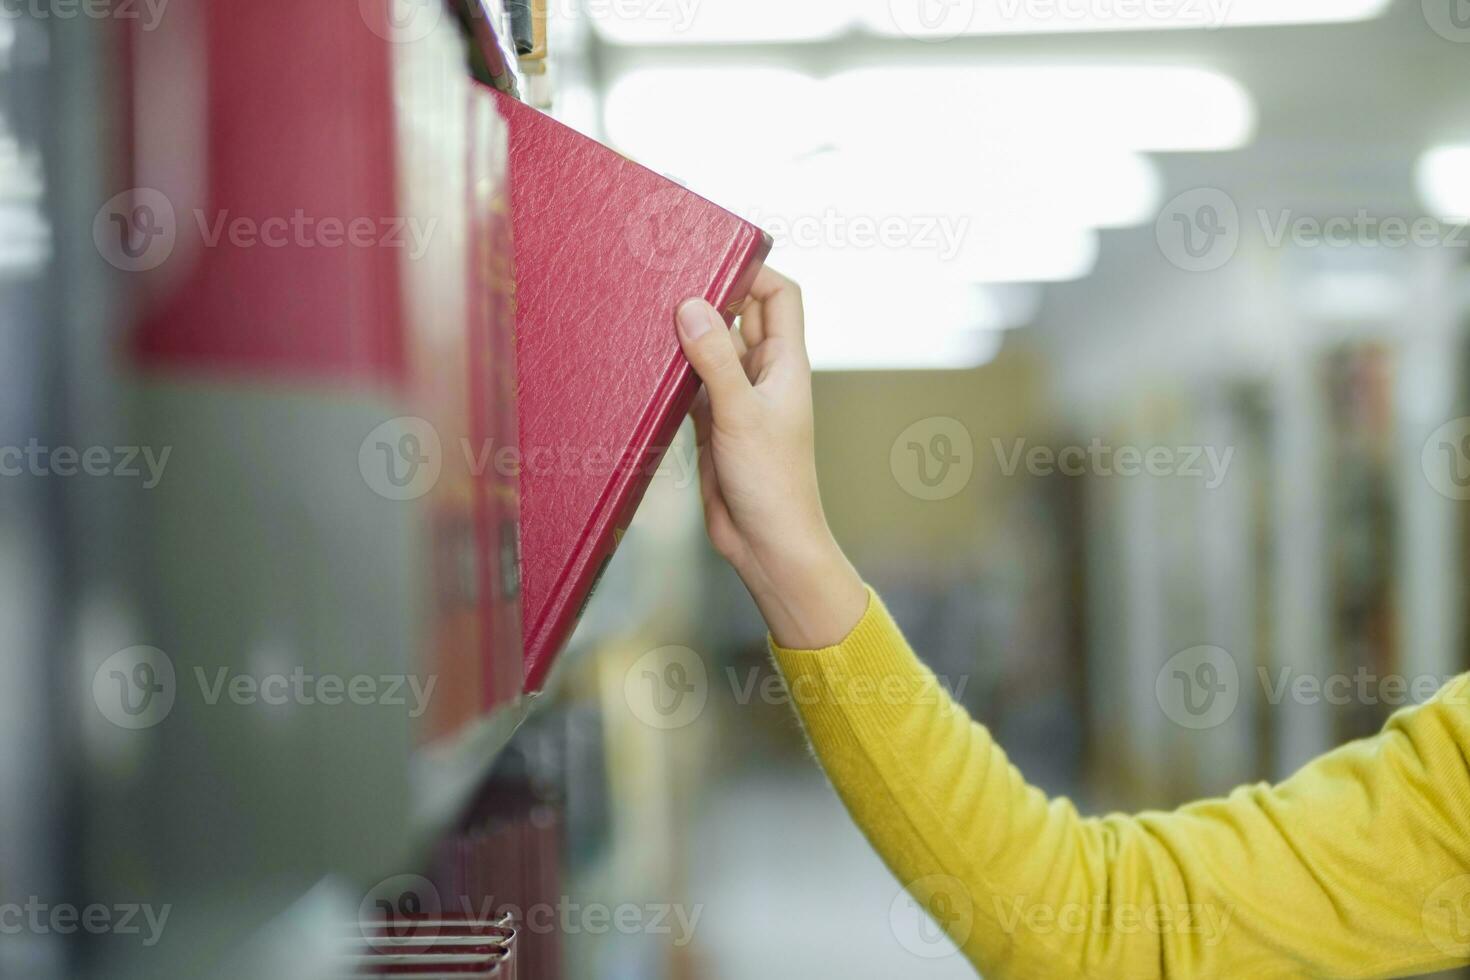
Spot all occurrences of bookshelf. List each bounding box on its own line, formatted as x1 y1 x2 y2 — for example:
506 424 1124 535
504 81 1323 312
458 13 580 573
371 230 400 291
14 1 654 978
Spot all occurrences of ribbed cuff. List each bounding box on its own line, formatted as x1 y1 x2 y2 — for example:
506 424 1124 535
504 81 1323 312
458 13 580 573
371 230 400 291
769 587 947 736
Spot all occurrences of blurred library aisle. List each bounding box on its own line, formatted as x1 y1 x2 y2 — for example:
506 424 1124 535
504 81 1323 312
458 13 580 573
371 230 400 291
688 765 977 980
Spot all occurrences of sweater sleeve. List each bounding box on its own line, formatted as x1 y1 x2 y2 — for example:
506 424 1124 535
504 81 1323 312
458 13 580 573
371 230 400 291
769 587 1470 979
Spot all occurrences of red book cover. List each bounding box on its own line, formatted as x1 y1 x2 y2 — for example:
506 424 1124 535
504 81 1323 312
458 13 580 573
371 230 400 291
488 87 771 692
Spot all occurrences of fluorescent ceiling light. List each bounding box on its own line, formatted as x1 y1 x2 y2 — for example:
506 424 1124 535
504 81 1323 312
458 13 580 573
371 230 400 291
870 0 1393 38
768 212 1099 285
591 0 1390 45
607 66 1253 164
605 65 1241 288
830 67 1254 153
802 143 1161 229
604 69 822 176
801 281 1008 371
605 67 1186 283
810 328 1004 371
1416 145 1470 223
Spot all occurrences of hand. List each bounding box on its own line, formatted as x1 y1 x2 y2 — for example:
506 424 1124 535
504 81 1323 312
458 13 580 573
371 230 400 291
675 268 867 650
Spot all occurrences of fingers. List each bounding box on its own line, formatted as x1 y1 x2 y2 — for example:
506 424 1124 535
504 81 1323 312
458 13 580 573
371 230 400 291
730 325 749 360
737 292 765 346
738 266 804 347
677 298 753 414
689 392 736 555
690 389 712 448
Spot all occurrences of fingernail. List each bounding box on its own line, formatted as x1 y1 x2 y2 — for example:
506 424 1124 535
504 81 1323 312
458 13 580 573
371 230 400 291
677 299 713 341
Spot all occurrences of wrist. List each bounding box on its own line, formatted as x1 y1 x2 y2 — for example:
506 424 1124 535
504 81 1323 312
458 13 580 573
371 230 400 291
745 531 867 650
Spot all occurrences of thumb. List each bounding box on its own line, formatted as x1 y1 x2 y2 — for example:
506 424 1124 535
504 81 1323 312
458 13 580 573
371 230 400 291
676 298 751 412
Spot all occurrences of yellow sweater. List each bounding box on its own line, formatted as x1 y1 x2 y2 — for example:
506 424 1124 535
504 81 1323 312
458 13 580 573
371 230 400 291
770 588 1470 979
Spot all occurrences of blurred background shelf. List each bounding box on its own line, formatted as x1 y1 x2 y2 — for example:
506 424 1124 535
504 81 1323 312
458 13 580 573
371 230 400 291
411 694 538 847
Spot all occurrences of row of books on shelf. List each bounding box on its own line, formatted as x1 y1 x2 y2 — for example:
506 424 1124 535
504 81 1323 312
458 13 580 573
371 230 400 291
349 767 564 978
117 0 770 748
348 916 518 978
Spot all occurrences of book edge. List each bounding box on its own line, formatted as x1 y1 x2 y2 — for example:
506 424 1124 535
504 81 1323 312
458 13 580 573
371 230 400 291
521 226 772 691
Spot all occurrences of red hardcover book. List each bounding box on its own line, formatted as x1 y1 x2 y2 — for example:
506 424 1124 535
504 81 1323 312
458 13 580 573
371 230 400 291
488 87 772 692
